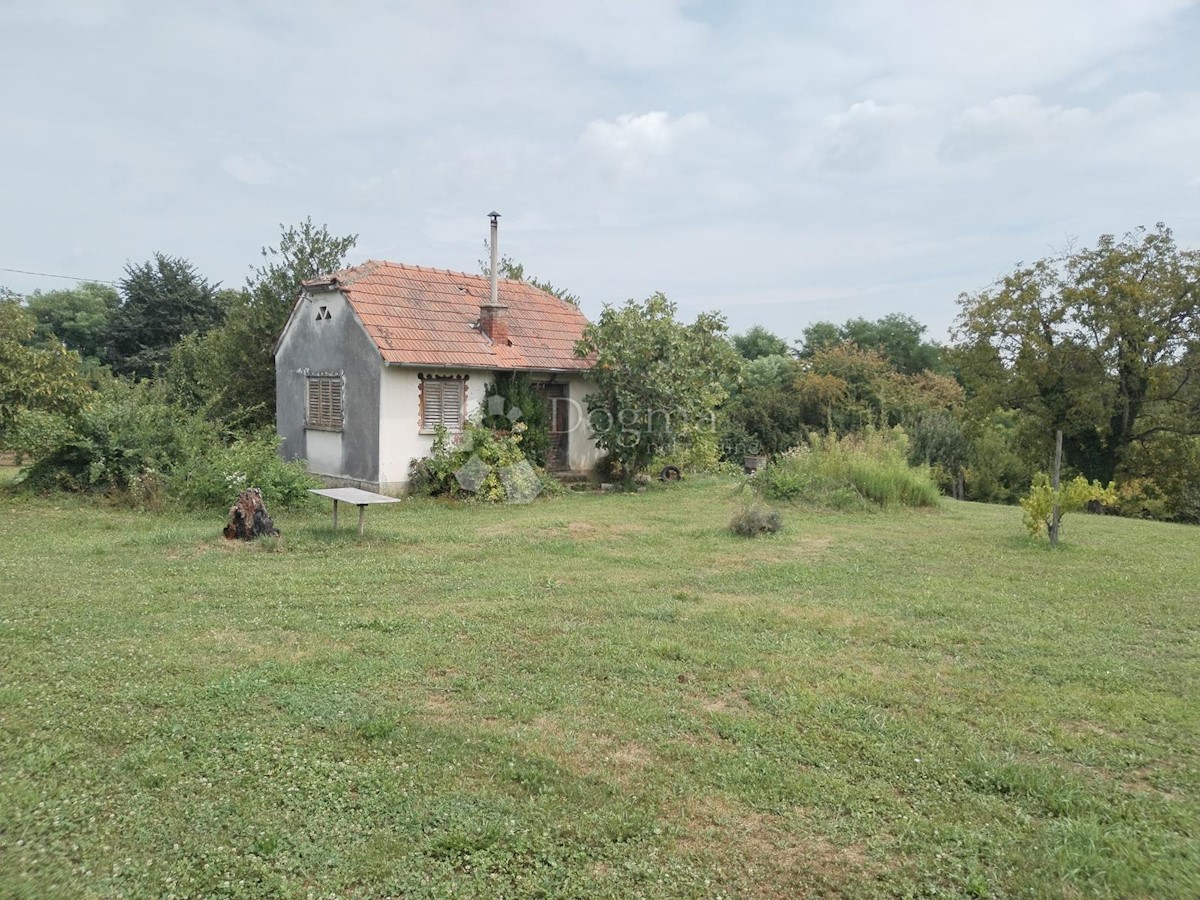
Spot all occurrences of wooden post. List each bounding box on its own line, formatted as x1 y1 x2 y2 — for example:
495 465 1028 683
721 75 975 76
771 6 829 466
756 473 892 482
332 499 338 529
358 504 366 537
1050 429 1063 547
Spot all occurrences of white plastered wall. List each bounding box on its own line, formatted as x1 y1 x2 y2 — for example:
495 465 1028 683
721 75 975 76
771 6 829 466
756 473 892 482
376 367 601 491
566 376 603 473
305 430 343 476
377 367 494 492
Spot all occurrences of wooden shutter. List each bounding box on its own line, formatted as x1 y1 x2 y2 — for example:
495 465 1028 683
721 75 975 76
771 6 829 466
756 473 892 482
422 378 464 430
440 381 463 428
307 375 343 430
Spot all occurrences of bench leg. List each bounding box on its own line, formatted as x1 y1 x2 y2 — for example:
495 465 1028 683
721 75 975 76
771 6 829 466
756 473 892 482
358 505 366 536
332 499 338 529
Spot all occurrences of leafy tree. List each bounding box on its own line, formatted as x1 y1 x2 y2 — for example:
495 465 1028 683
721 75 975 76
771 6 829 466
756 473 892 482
801 343 893 432
0 297 90 446
877 370 964 424
840 314 944 375
24 282 120 365
798 314 942 374
740 354 796 391
732 325 791 360
794 372 850 434
720 385 809 458
575 293 737 479
108 254 224 379
166 218 358 432
1020 473 1116 542
796 321 841 358
954 223 1200 484
251 217 359 310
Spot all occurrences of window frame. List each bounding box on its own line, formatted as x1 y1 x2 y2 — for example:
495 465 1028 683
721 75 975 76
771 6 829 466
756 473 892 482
305 373 344 432
419 374 467 433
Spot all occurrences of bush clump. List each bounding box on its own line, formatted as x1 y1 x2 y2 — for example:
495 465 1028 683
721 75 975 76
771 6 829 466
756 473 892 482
171 434 320 509
8 376 318 509
1020 472 1116 540
408 422 555 503
755 427 939 509
729 504 783 537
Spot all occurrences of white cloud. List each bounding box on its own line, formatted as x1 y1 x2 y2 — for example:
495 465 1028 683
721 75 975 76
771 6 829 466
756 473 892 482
832 0 1193 105
811 100 926 172
1 0 1199 343
939 91 1170 163
578 111 710 178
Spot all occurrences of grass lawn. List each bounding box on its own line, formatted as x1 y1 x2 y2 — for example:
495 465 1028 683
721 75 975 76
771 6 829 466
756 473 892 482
1 479 1197 898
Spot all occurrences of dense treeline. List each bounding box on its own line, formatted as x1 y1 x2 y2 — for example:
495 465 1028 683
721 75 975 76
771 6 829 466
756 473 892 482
2 221 1196 521
0 219 357 507
721 224 1200 521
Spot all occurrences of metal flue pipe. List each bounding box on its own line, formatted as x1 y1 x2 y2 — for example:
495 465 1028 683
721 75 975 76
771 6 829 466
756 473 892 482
488 211 500 306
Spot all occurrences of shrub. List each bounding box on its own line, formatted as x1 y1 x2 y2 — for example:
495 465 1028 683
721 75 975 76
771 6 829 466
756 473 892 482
648 426 731 476
481 373 550 467
1116 434 1200 523
755 427 939 509
407 425 461 497
963 410 1033 504
729 504 783 537
1020 473 1116 540
907 410 969 495
170 433 320 509
9 376 317 509
718 384 808 460
408 422 552 503
11 377 207 494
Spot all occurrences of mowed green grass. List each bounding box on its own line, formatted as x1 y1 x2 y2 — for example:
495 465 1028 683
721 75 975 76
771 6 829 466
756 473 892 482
1 481 1197 898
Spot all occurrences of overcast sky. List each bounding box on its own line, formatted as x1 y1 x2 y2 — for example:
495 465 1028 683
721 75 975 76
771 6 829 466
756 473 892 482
3 0 1198 344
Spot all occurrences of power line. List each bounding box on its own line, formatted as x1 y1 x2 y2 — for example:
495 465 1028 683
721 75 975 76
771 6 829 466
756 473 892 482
0 265 118 286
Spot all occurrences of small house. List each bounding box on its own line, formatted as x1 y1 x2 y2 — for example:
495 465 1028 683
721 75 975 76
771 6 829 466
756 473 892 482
274 255 601 492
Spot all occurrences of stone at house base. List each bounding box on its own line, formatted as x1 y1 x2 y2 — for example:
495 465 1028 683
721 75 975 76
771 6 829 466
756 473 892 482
223 487 281 540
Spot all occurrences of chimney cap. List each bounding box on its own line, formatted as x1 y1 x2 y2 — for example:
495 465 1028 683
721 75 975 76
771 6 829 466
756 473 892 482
488 211 501 224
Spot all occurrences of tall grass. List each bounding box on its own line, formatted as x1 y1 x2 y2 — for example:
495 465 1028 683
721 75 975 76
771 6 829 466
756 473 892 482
755 427 940 508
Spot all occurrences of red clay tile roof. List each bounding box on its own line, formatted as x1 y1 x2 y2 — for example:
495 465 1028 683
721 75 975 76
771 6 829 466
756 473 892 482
303 261 592 372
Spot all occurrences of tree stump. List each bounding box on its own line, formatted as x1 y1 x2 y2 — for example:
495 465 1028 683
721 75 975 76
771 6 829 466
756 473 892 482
223 487 281 540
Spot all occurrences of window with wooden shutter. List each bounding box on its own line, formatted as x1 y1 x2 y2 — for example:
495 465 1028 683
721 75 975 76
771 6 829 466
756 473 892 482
420 376 465 432
306 374 343 431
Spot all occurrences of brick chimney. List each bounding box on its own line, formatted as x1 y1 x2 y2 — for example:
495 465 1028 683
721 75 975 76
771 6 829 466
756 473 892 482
479 302 509 344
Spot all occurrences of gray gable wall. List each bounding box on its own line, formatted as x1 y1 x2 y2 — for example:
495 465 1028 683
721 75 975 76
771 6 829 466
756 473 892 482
275 289 381 485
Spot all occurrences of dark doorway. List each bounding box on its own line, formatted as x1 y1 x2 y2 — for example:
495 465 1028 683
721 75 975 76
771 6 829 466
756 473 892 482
535 383 570 472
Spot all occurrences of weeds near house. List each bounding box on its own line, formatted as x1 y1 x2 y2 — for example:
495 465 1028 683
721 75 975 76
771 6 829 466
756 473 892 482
756 427 940 508
409 422 556 503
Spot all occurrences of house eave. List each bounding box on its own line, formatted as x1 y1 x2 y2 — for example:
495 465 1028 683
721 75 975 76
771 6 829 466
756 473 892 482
381 360 590 375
